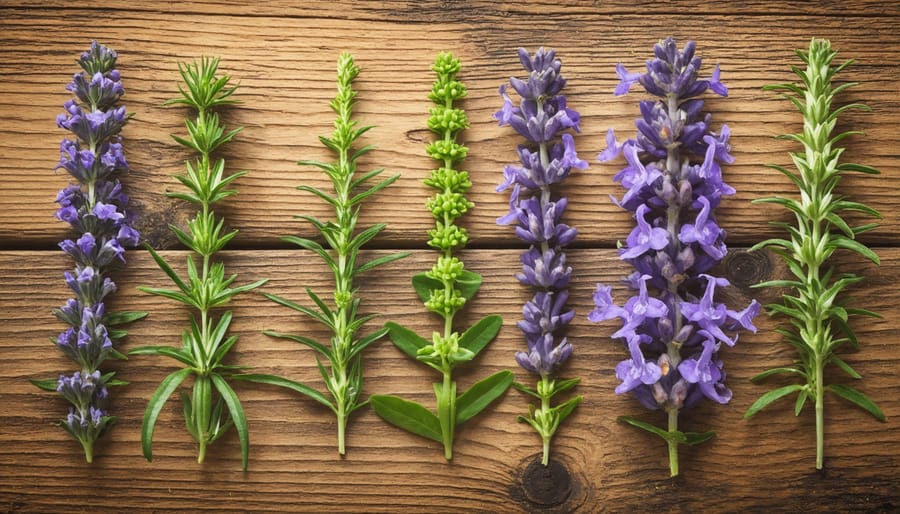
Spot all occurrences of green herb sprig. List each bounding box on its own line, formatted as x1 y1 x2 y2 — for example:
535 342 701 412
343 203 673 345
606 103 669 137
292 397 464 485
744 39 885 469
255 53 409 455
131 58 268 470
370 53 512 460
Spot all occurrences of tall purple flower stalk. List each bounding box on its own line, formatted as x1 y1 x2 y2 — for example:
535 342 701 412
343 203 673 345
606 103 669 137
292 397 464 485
495 47 586 466
588 38 759 477
34 41 143 463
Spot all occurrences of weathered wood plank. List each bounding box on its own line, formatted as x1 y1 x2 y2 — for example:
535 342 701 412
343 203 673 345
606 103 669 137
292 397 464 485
0 8 897 248
1 248 896 511
4 0 900 18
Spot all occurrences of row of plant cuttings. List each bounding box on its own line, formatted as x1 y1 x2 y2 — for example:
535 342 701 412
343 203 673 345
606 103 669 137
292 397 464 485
36 38 884 475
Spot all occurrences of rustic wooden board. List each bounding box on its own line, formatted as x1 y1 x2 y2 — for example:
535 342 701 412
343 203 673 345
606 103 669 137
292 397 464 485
1 1 899 512
0 5 898 248
0 249 897 512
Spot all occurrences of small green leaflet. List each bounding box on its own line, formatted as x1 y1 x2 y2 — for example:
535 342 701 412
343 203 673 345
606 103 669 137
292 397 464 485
369 395 442 442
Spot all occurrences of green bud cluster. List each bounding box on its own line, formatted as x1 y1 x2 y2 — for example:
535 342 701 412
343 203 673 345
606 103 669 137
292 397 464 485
416 332 475 371
427 106 469 134
426 256 465 282
428 53 466 102
426 190 473 220
424 167 472 192
425 139 468 162
425 285 466 316
428 222 469 251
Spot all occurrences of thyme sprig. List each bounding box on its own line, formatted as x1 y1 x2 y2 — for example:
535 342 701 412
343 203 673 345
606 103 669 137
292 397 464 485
744 38 885 469
131 57 267 470
370 53 512 460
257 53 409 455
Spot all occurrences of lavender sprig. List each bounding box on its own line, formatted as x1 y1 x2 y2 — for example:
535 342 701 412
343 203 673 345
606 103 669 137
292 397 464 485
131 57 267 470
32 41 145 463
496 47 586 466
370 53 512 460
744 39 885 470
589 38 759 477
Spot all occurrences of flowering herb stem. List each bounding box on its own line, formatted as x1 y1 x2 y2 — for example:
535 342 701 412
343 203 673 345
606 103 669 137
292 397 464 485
495 48 586 466
32 41 145 463
589 38 759 477
260 53 409 455
131 57 267 470
743 38 885 470
369 53 512 460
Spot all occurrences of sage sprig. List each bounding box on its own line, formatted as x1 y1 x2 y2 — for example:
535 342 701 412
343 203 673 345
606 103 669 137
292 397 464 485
370 53 512 460
257 53 409 455
744 38 885 469
33 41 145 463
131 57 267 470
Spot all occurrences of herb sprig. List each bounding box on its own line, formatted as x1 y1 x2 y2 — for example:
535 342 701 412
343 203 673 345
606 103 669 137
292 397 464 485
590 38 759 477
256 53 409 455
495 48 586 466
33 41 145 463
131 57 267 470
370 53 512 460
744 38 885 469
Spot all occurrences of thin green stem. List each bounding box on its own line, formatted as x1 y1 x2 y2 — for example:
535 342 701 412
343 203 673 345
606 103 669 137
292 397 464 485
198 439 207 464
337 400 347 456
439 370 455 460
81 439 94 464
540 381 552 466
668 408 679 477
815 354 825 469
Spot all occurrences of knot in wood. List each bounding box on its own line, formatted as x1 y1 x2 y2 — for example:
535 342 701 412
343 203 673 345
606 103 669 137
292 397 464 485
723 249 772 292
518 457 572 507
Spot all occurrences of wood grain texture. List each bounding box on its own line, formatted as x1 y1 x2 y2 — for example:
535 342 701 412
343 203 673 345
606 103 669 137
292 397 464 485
0 4 898 248
1 1 899 512
1 249 897 512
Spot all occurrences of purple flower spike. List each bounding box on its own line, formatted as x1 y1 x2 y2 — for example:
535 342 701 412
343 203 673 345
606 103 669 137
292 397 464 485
497 48 584 466
41 41 141 463
589 38 758 477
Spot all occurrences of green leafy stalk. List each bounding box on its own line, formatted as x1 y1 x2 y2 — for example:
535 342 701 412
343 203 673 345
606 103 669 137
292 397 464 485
744 39 885 469
262 53 408 455
512 377 583 466
132 58 267 470
370 53 512 460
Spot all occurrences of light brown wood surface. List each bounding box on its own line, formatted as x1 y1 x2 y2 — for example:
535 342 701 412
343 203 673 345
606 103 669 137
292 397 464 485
1 1 898 512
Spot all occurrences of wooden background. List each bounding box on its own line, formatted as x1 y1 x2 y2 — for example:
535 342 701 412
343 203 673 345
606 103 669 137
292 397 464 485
1 1 898 512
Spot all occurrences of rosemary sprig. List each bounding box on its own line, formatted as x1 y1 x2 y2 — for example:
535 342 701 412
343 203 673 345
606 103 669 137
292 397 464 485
370 52 512 460
131 57 267 470
744 38 885 470
258 53 409 455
